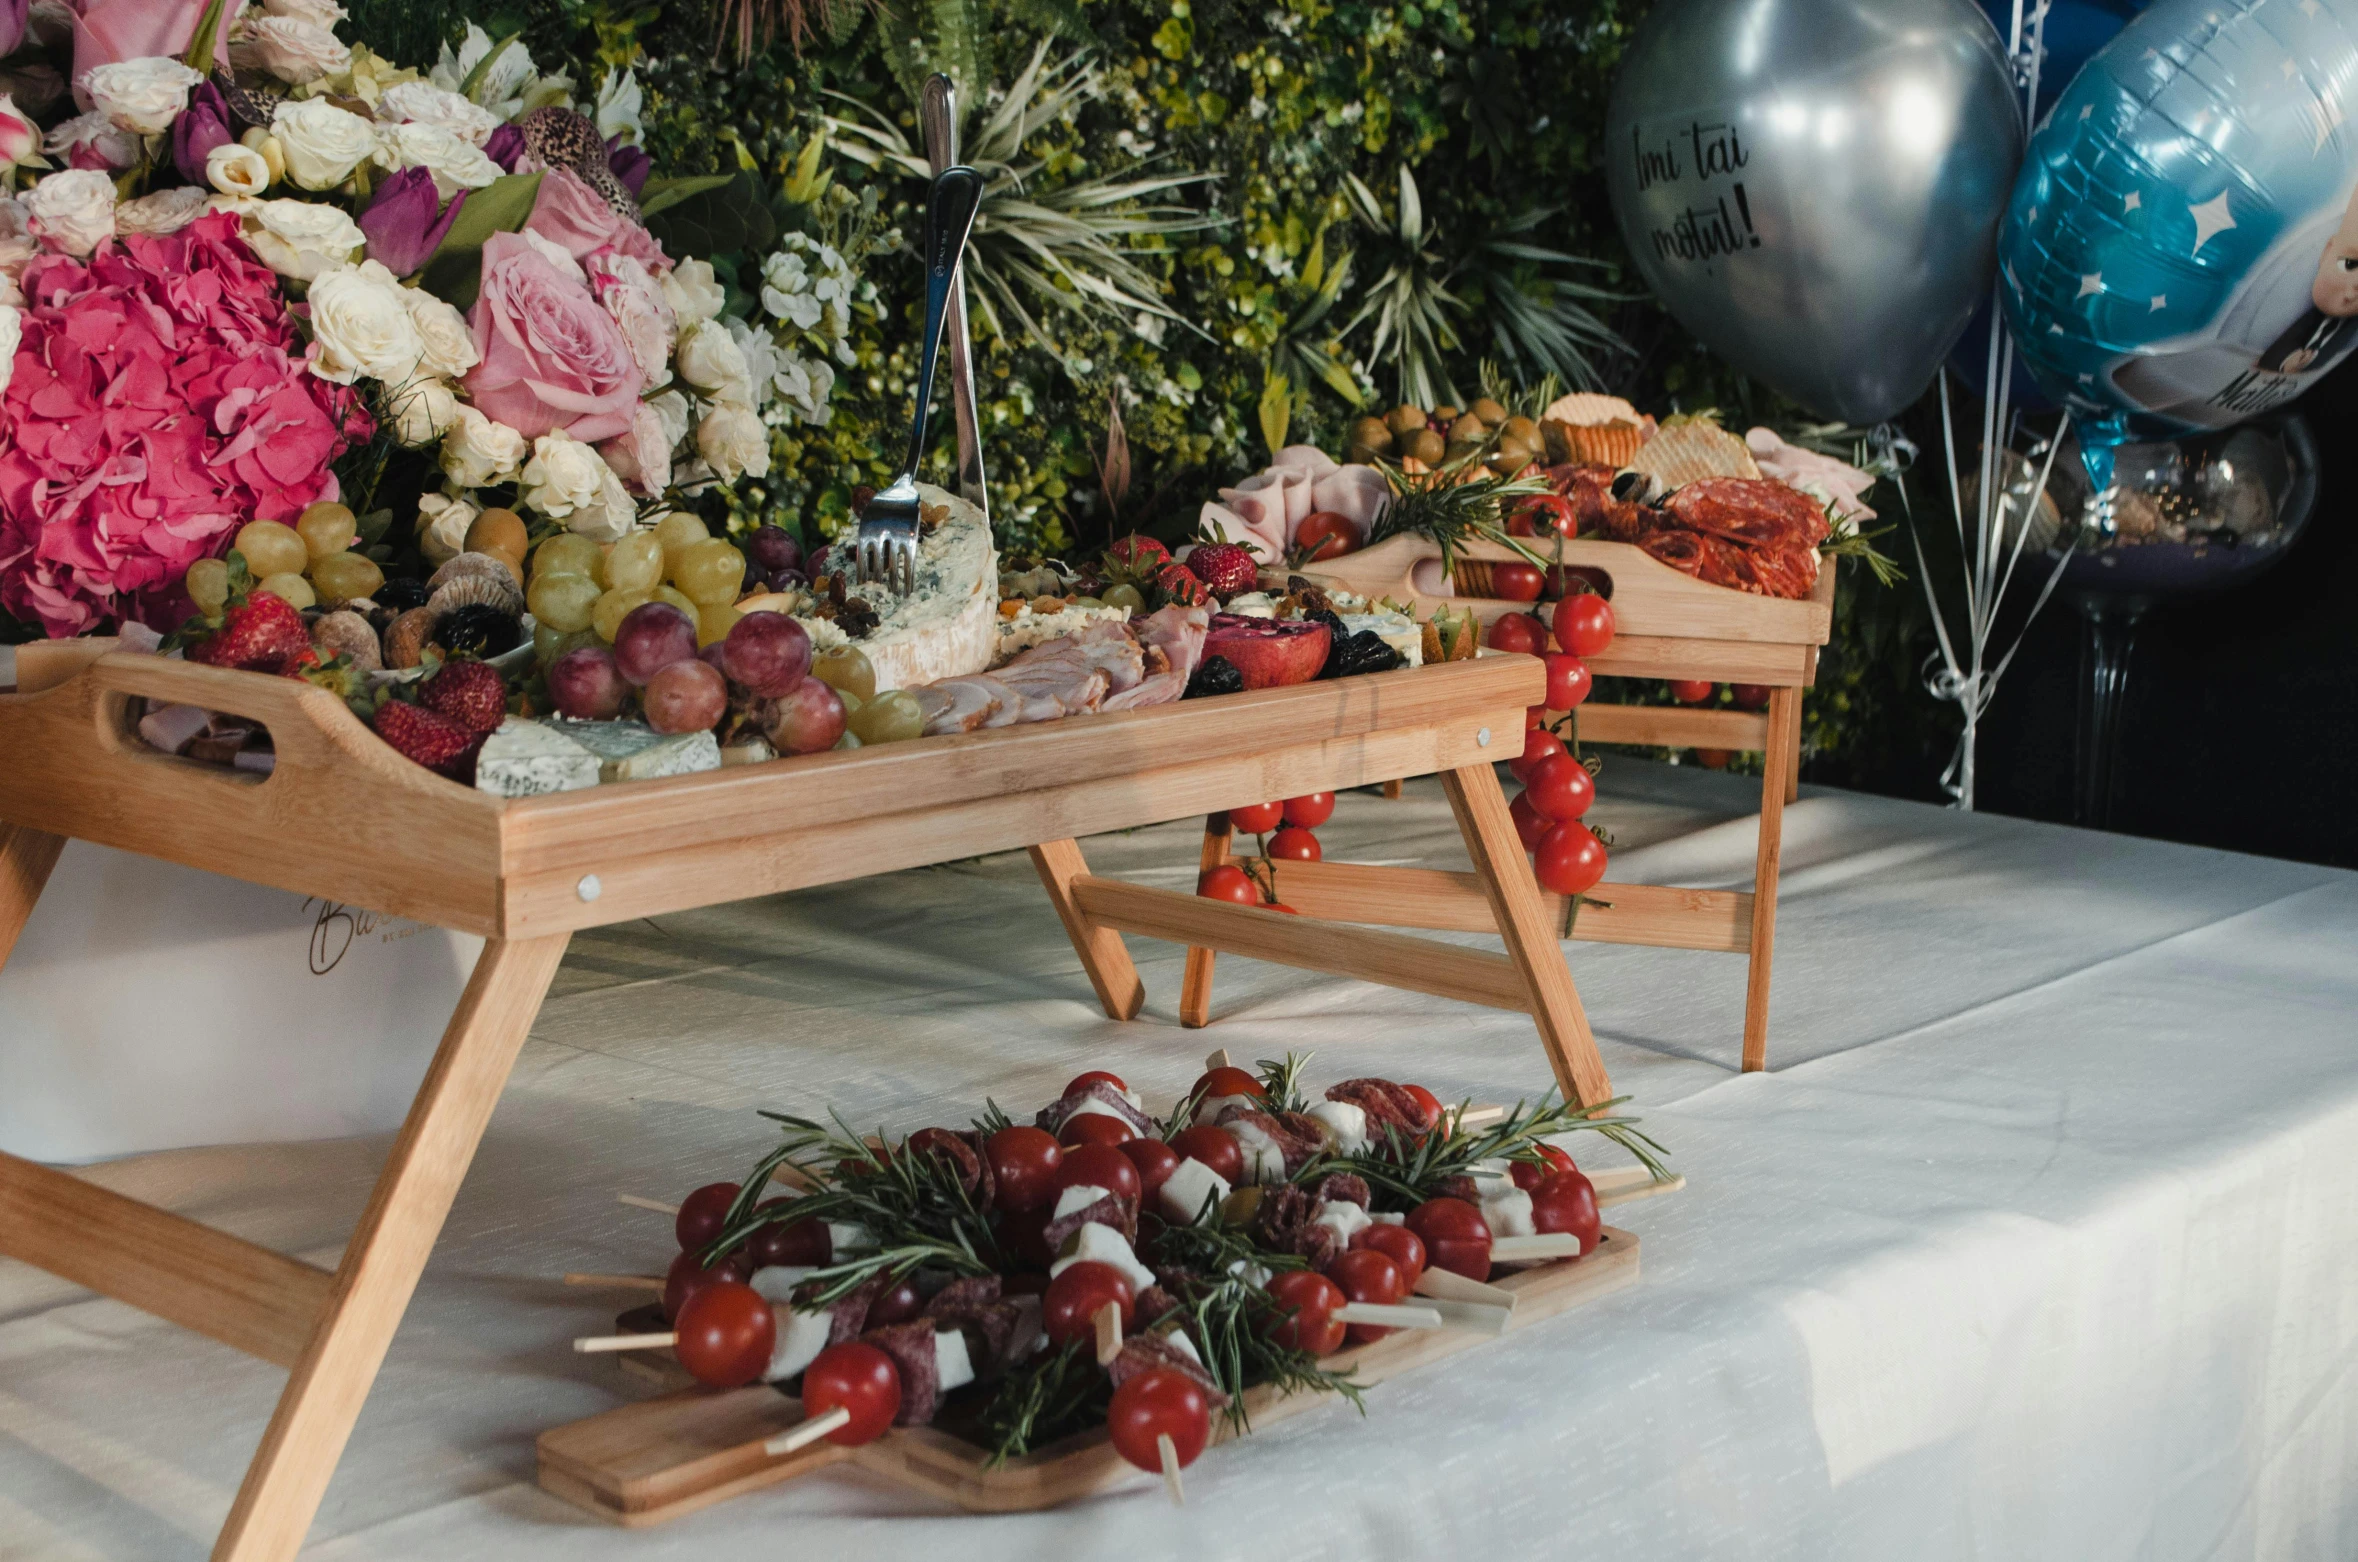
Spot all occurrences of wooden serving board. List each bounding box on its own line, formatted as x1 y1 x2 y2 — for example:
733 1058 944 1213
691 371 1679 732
539 1226 1640 1522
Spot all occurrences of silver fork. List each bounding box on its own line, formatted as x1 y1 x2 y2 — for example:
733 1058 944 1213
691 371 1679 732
856 165 985 596
921 74 988 522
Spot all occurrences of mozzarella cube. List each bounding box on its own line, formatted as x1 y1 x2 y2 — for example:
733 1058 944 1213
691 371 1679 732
1312 1199 1374 1246
1164 1330 1205 1368
1159 1157 1231 1224
1369 1211 1406 1226
763 1305 834 1383
1063 1096 1137 1128
1479 1187 1536 1238
1306 1100 1369 1155
935 1328 976 1394
1051 1183 1116 1221
1224 1118 1287 1184
1193 1091 1259 1124
826 1221 877 1256
748 1265 813 1303
1224 1256 1272 1289
1050 1221 1158 1294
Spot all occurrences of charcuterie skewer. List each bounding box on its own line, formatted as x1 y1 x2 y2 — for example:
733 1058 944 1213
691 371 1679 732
563 1272 664 1291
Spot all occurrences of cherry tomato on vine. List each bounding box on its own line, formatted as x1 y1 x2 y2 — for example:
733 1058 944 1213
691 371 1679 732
673 1280 775 1388
1282 791 1336 828
674 1181 740 1251
663 1247 751 1323
1198 864 1260 905
1510 727 1566 785
1168 1124 1246 1184
1053 1143 1143 1206
1528 1169 1602 1255
1526 705 1546 729
1294 511 1363 561
1042 1261 1137 1346
985 1126 1063 1214
1551 592 1615 656
1694 748 1733 770
1509 1144 1578 1190
1107 1367 1213 1472
1491 561 1544 602
1514 493 1576 538
1118 1137 1182 1200
1264 1268 1347 1355
1402 1084 1446 1133
1351 1222 1427 1290
1266 827 1321 862
1542 653 1591 711
1225 800 1285 834
1669 679 1714 704
1487 612 1547 655
1059 1113 1135 1149
800 1342 902 1445
1731 683 1772 710
1534 822 1609 897
1064 1070 1128 1096
1525 752 1596 822
1329 1247 1407 1344
865 1275 925 1327
1509 791 1552 851
1406 1196 1493 1281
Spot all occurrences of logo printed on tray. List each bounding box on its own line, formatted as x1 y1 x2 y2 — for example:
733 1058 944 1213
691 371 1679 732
302 898 428 975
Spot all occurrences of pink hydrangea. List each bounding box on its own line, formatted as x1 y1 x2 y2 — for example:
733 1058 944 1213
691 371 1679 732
0 211 371 636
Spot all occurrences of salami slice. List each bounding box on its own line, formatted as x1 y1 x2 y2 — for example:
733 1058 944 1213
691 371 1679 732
1041 1189 1137 1255
1314 1171 1372 1209
861 1320 943 1425
923 1274 1003 1315
1214 1106 1326 1175
1325 1078 1439 1137
1034 1080 1152 1138
903 1128 987 1203
930 1298 1028 1380
1134 1284 1182 1330
1107 1331 1228 1407
827 1275 888 1347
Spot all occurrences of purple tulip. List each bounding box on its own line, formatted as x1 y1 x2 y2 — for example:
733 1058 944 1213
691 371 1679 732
172 80 232 187
484 123 526 173
606 136 651 199
360 167 466 277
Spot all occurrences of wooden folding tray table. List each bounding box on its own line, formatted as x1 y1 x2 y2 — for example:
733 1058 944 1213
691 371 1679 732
0 640 1608 1562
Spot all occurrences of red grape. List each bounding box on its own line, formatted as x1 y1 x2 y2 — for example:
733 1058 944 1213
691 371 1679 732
612 601 699 684
721 612 812 698
746 524 803 577
767 676 847 755
643 658 727 734
547 645 628 719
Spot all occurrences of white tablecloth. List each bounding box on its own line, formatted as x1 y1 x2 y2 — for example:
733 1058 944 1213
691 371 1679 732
3 762 2353 1560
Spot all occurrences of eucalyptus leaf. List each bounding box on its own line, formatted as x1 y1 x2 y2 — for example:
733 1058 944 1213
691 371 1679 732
643 170 777 260
416 171 545 312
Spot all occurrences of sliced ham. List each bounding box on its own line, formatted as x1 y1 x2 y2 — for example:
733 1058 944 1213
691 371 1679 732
1103 604 1208 711
914 677 1007 735
1308 462 1390 536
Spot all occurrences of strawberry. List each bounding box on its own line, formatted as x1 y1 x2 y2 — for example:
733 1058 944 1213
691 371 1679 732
1154 561 1210 608
419 658 509 735
1105 534 1170 575
372 699 487 781
1185 541 1259 597
187 588 310 675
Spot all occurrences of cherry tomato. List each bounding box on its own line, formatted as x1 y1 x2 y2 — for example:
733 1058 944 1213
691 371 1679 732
1198 864 1260 905
1118 1136 1182 1200
1059 1112 1136 1149
1525 752 1596 821
1486 612 1547 655
1731 683 1771 710
1064 1070 1128 1096
1528 1169 1602 1255
1054 1143 1144 1206
1294 511 1363 561
1509 790 1551 851
1282 791 1336 828
1551 592 1615 657
744 1203 829 1270
1107 1367 1213 1472
1509 1144 1578 1190
1168 1124 1247 1185
865 1274 925 1327
1406 1197 1493 1281
985 1126 1063 1213
1225 799 1285 834
1266 826 1321 862
1402 1084 1446 1134
1042 1260 1137 1346
674 1181 740 1251
1548 655 1592 709
1490 561 1544 602
1351 1222 1427 1290
663 1247 751 1323
1526 704 1546 729
673 1280 775 1388
1535 822 1609 897
1264 1269 1346 1355
1510 727 1567 785
1694 747 1732 770
1191 1066 1266 1104
1329 1247 1407 1344
1513 494 1576 538
1669 679 1714 704
997 1205 1054 1269
800 1342 901 1445
1505 510 1538 538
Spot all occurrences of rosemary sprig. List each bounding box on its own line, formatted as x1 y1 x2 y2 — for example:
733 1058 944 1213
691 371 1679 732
1181 1273 1365 1434
1152 1082 1212 1138
978 1340 1111 1467
1302 1092 1669 1210
1253 1051 1314 1115
971 1099 1016 1135
1368 452 1553 582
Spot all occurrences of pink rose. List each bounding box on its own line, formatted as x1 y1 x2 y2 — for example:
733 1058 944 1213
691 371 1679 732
524 166 668 274
597 401 671 497
464 229 643 444
70 0 228 104
584 249 673 385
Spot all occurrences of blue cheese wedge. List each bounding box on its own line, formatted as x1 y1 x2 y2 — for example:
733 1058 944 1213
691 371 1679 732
474 718 600 797
545 718 721 782
1341 609 1423 667
994 601 1130 662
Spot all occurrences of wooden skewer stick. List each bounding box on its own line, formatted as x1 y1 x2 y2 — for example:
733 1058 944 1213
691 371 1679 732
1332 1302 1446 1329
616 1193 679 1216
1413 1266 1516 1308
767 1160 821 1193
1451 1104 1508 1130
1489 1233 1585 1262
1413 1297 1513 1336
563 1272 665 1291
1158 1433 1185 1507
1094 1299 1124 1365
1203 1048 1232 1071
573 1330 677 1353
762 1405 851 1456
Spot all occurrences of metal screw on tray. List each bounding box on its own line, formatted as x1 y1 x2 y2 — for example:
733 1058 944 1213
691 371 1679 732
855 163 985 598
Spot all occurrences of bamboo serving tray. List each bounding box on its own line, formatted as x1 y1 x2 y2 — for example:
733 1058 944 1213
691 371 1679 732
538 1225 1642 1523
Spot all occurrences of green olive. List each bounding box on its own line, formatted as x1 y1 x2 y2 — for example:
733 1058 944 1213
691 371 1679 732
1405 428 1446 465
1471 398 1510 424
1384 404 1428 437
1349 416 1395 454
1219 1186 1265 1226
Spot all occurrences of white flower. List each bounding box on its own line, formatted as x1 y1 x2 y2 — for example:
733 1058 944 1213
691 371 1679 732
79 57 203 137
568 465 638 542
521 431 608 520
242 198 364 280
233 16 353 86
306 259 424 385
42 110 138 171
760 232 855 359
373 120 501 202
373 80 500 147
431 23 536 115
724 315 780 411
403 288 478 379
595 68 643 146
23 169 115 258
696 402 770 481
662 257 725 326
115 186 211 235
674 319 751 405
599 402 673 496
272 99 379 191
261 0 348 26
0 305 19 398
416 492 477 565
647 389 691 451
388 378 459 446
441 405 529 489
206 142 273 197
774 353 837 429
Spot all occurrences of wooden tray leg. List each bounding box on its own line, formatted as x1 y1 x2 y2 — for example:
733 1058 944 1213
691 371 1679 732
0 821 65 977
1178 817 1231 1028
1439 765 1613 1109
1741 689 1798 1073
1028 839 1145 1022
210 932 570 1562
1781 689 1802 805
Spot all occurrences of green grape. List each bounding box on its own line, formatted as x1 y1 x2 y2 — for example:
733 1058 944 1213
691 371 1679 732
310 551 383 605
606 532 664 593
258 571 315 610
296 502 357 560
1103 584 1146 614
185 558 231 616
847 689 923 745
591 586 653 642
533 534 603 583
673 538 746 606
652 510 709 574
811 644 876 700
235 520 308 579
528 572 601 634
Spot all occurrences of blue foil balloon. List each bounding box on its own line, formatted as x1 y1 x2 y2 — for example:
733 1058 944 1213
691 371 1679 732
1999 0 2358 486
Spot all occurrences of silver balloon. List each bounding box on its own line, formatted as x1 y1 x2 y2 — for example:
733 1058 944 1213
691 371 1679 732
1606 0 2024 423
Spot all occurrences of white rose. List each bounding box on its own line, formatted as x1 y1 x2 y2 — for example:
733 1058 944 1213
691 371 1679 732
374 80 500 146
675 319 751 404
206 143 273 198
567 465 638 542
402 288 478 379
0 305 19 398
262 0 349 26
373 120 501 202
647 389 691 451
233 17 353 86
696 402 770 482
115 186 211 236
388 378 459 446
242 198 364 280
663 257 725 326
80 57 203 136
441 404 528 488
272 99 378 191
40 111 137 171
415 492 477 565
521 431 609 520
23 169 115 258
724 315 780 412
306 259 424 385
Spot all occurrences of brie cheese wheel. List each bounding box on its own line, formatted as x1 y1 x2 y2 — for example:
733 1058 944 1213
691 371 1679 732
1159 1157 1231 1225
1050 1221 1158 1294
764 1304 834 1382
1306 1101 1369 1155
833 484 999 692
474 718 601 797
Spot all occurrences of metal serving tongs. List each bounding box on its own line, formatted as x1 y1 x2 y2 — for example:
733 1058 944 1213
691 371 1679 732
855 163 985 596
921 74 988 520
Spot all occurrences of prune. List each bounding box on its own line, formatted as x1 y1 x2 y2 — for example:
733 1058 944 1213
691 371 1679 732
1185 655 1244 698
